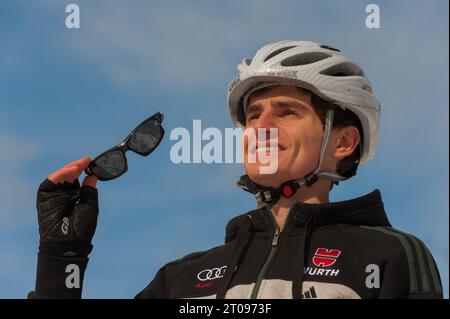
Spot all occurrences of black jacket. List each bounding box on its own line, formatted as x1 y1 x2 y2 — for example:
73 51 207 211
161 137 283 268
30 190 443 299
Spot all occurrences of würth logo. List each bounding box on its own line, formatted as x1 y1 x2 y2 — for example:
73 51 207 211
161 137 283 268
312 248 341 267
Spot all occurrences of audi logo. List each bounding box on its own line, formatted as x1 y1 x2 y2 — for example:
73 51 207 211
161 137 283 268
197 266 227 281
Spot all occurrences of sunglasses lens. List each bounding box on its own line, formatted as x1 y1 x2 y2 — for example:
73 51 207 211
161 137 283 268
90 149 126 180
128 119 163 155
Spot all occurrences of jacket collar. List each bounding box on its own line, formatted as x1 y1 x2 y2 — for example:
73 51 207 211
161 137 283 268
225 189 391 242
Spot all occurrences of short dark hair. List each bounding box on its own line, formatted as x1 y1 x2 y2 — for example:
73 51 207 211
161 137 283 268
310 94 362 178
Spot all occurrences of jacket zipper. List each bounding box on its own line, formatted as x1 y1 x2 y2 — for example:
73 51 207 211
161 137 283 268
250 208 289 299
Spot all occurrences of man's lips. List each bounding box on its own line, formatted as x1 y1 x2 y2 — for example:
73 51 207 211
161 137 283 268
247 142 287 154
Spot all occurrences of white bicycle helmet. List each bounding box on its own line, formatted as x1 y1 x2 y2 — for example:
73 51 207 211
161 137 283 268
228 40 380 164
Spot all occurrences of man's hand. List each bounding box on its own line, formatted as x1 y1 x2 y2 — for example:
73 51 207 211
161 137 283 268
47 156 97 188
37 157 99 258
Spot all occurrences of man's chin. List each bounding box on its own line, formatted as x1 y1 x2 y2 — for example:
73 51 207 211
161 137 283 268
246 170 286 189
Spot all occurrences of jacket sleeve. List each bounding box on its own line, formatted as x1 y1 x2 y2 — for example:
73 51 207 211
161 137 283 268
135 266 171 299
378 232 443 299
134 249 212 299
28 253 89 299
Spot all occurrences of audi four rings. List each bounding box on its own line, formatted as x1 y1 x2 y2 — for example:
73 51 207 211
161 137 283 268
197 266 227 281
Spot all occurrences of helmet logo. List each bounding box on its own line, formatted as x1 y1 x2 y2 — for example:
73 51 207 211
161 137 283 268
262 69 298 78
229 75 241 92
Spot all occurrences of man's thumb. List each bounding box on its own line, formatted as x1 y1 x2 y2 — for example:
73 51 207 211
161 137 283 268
82 175 98 189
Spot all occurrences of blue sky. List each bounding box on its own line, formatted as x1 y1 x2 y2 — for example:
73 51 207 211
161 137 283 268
0 0 448 298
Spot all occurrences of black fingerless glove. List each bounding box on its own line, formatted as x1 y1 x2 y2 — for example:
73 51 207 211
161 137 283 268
30 178 99 298
37 178 99 258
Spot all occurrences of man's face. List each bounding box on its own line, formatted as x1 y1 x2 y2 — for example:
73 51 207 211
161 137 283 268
243 85 329 188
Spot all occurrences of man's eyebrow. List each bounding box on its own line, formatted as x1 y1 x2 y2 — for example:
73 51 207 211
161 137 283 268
246 99 311 115
245 103 263 115
272 99 310 111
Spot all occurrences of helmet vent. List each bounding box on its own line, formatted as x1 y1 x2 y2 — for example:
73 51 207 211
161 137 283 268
280 52 331 66
320 62 364 77
264 46 297 62
320 44 341 52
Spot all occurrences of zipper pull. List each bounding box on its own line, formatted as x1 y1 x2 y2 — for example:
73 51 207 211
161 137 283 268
272 228 280 247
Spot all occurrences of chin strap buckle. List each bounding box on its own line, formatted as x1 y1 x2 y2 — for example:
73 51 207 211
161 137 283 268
258 180 301 205
237 173 325 206
260 191 273 203
281 180 300 198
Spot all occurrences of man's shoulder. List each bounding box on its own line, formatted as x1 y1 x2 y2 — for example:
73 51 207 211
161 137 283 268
345 225 433 257
356 225 429 248
161 242 231 272
333 224 438 272
348 225 442 296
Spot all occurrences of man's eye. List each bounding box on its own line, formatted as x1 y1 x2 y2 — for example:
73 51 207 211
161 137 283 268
281 109 299 117
246 113 259 122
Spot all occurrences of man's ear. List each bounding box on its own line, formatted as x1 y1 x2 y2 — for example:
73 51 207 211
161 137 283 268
333 125 361 161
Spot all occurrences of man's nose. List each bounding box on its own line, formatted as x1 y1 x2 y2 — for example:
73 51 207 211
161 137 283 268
252 110 278 141
253 109 277 130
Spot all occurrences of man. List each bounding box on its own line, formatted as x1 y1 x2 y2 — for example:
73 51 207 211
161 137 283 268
29 40 442 299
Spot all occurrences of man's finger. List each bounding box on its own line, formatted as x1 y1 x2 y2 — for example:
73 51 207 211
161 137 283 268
48 157 91 184
48 165 84 184
64 156 91 169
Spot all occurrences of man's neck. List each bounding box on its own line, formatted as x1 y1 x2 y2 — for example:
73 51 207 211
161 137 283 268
259 179 331 230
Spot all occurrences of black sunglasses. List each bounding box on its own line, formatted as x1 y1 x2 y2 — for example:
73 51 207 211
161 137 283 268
85 112 165 181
